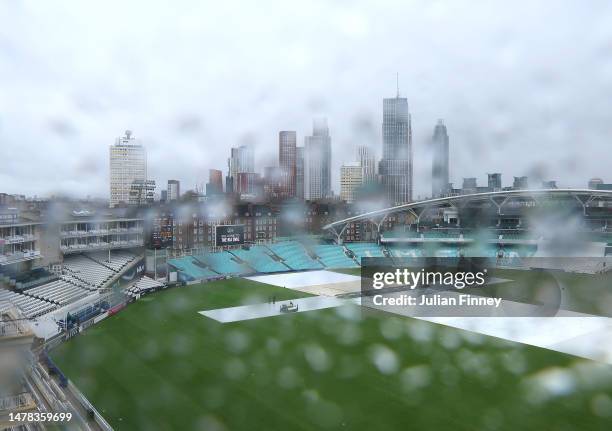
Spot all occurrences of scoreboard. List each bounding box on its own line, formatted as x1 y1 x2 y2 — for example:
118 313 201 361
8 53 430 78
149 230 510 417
215 225 245 246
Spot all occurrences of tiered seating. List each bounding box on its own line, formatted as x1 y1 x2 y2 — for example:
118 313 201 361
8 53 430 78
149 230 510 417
62 255 116 289
61 273 94 290
230 246 288 273
346 243 385 261
87 250 136 272
167 258 219 280
0 289 56 318
313 245 359 268
390 246 423 258
127 276 165 296
381 229 421 241
463 230 498 240
423 231 460 239
195 252 253 275
23 279 91 306
497 232 540 242
267 241 323 270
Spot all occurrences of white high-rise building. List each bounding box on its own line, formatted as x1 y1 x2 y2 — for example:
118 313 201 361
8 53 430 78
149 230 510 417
357 145 376 184
340 162 363 203
227 145 255 193
109 130 147 207
304 118 332 200
167 180 180 201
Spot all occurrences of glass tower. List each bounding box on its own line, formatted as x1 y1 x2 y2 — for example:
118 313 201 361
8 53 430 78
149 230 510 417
379 96 412 204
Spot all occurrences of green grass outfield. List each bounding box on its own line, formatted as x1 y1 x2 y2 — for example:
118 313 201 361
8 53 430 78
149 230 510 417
51 277 612 430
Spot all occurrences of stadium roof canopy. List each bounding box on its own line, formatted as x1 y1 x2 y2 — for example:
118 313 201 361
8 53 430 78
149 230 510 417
323 189 612 237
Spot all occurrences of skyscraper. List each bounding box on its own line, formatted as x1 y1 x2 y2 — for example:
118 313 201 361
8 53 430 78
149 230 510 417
236 172 261 198
279 131 297 198
340 162 363 203
129 179 156 206
109 130 147 207
167 180 180 201
488 173 502 191
462 177 477 194
431 120 450 198
357 145 376 184
296 147 305 200
206 169 223 196
263 166 283 199
513 176 529 190
227 144 255 194
304 118 332 200
378 95 412 205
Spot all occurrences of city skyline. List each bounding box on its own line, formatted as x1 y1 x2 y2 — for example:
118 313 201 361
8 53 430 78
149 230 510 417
3 4 612 430
2 1 612 199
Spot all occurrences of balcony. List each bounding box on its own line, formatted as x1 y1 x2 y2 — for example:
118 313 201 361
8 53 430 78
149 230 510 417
4 236 24 244
1 234 36 244
60 229 115 238
61 239 144 254
60 228 142 239
0 250 41 265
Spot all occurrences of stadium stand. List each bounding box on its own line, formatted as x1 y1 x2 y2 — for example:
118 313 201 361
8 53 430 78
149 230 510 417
389 246 423 258
195 252 254 276
312 244 359 268
87 250 137 272
0 289 56 318
426 246 460 257
167 258 219 280
267 241 323 270
230 246 289 273
60 273 94 290
383 228 421 239
0 250 142 319
346 243 386 260
162 240 545 284
462 230 499 240
127 276 166 297
62 255 117 289
23 279 91 306
423 231 461 239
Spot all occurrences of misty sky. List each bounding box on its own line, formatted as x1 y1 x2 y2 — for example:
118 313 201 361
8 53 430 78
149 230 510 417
1 0 612 200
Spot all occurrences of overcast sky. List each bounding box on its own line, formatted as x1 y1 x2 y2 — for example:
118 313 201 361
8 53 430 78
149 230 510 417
1 0 612 200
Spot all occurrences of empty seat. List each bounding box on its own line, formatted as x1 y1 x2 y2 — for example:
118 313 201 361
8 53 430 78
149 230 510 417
266 241 323 270
167 258 219 281
194 252 253 276
312 245 359 269
230 246 289 273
